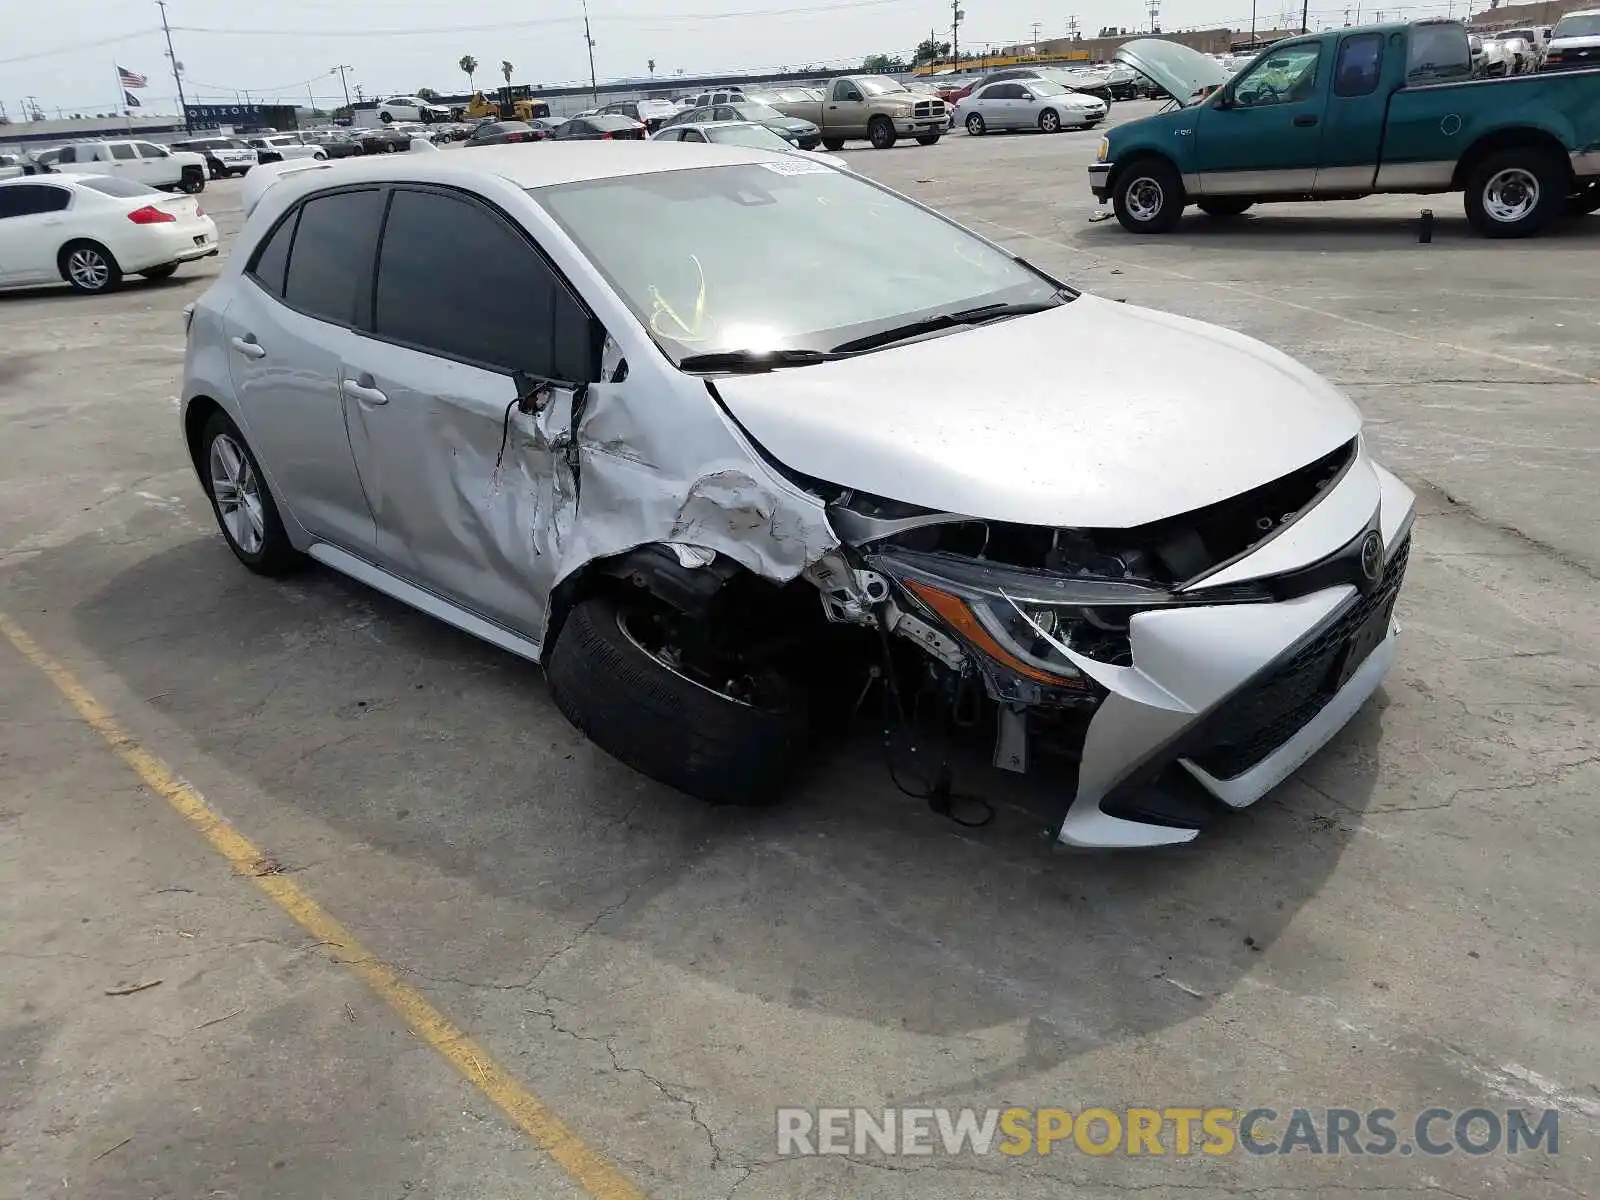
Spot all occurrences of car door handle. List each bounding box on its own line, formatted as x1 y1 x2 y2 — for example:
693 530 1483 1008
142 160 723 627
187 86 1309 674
341 376 388 405
1293 114 1320 127
229 335 266 359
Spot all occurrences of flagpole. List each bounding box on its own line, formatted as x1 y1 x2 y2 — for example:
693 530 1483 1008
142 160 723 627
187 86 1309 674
115 61 132 132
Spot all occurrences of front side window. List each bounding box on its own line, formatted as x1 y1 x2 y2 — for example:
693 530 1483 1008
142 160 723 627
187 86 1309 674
373 188 591 380
832 80 863 102
135 142 168 158
110 144 138 161
1334 33 1385 96
681 129 707 142
1232 44 1322 107
281 189 386 323
533 164 1064 365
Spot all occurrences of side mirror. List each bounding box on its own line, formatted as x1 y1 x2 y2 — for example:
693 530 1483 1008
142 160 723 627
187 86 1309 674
1213 85 1235 109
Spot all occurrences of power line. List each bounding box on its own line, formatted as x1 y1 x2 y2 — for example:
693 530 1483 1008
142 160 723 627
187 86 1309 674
0 30 162 67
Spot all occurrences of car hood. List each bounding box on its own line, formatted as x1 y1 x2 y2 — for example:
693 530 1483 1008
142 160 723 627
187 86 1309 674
1115 38 1229 104
711 296 1362 529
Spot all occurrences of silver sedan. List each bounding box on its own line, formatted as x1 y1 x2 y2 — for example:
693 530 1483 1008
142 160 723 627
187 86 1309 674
958 78 1107 136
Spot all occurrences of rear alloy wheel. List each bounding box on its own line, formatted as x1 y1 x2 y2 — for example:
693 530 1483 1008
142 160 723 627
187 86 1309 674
200 411 300 575
1038 108 1061 134
1463 146 1565 238
60 241 121 293
1112 158 1186 233
868 116 897 149
1196 198 1253 218
965 111 986 136
547 594 809 807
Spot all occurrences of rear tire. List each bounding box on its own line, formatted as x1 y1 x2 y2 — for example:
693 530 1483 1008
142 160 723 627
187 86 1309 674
1112 157 1186 233
548 594 809 807
198 410 301 576
1462 146 1566 238
59 240 121 293
179 168 205 194
1196 198 1253 218
868 116 897 149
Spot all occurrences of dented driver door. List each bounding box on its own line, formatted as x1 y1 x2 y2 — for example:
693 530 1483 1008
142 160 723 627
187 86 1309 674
338 186 584 641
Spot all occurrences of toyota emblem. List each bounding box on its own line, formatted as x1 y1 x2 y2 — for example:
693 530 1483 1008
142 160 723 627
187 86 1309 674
1359 531 1383 584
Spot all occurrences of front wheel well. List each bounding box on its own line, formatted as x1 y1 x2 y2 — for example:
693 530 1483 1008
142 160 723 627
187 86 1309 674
1452 128 1574 189
1108 150 1182 196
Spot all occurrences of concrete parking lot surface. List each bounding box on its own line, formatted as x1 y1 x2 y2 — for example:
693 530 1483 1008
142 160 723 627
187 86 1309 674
2 105 1597 1199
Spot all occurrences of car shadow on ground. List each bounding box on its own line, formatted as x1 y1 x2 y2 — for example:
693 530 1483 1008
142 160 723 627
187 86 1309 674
0 274 199 304
1080 210 1600 253
16 522 1385 1080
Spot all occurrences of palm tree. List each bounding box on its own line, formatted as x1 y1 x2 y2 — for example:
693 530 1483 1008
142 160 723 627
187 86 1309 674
501 60 514 85
459 55 479 91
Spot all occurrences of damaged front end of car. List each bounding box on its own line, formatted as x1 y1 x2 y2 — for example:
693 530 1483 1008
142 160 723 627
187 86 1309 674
794 434 1413 848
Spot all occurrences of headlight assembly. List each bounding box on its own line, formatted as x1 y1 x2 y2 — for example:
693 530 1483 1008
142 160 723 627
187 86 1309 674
1096 136 1110 162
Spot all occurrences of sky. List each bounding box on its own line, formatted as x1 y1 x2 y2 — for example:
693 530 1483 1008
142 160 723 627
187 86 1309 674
4 0 1483 117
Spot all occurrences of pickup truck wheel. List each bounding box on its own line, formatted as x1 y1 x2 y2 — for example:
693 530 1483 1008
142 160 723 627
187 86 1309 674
1464 148 1565 238
1038 108 1062 134
1565 181 1600 216
1196 198 1253 218
59 241 122 293
547 594 809 807
965 112 986 136
206 158 224 180
179 167 205 194
868 116 897 149
1112 158 1185 233
822 137 845 151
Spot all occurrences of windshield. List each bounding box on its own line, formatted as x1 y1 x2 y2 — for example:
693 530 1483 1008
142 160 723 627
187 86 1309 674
858 77 907 96
1553 12 1600 36
533 163 1064 364
707 124 795 152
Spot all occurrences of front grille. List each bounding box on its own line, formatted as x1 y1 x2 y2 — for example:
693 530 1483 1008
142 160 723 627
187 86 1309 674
1189 536 1410 780
913 100 944 118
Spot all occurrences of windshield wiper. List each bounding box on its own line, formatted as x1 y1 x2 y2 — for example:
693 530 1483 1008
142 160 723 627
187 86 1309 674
677 348 843 374
828 299 1064 355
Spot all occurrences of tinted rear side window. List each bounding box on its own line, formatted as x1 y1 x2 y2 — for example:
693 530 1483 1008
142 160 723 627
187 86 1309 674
79 177 160 198
1334 33 1385 96
248 210 299 297
282 189 386 323
373 188 588 379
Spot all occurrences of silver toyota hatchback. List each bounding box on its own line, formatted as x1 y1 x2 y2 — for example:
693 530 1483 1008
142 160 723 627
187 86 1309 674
182 147 1413 848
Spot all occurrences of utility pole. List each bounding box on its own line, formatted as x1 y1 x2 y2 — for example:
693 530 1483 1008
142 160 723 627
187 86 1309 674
1251 0 1258 39
332 64 353 109
1030 20 1042 49
1301 0 1310 31
952 0 964 69
1146 0 1160 33
582 0 599 106
156 0 191 130
1066 15 1080 39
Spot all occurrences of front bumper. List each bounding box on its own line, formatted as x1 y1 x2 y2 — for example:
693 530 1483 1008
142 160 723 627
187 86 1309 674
1088 161 1112 200
894 117 948 134
1050 461 1415 848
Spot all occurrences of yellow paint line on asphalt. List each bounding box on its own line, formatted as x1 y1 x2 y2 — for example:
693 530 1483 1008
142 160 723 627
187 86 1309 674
0 610 645 1200
970 216 1600 387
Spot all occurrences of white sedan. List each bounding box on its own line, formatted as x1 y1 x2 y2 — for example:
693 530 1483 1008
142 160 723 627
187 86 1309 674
958 78 1107 135
651 120 848 169
0 175 218 293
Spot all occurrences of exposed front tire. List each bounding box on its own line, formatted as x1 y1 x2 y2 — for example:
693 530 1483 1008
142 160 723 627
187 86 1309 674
1112 157 1186 233
1038 108 1061 134
1463 146 1566 238
548 594 809 807
1196 198 1253 218
965 111 986 136
138 263 179 281
915 132 941 145
868 116 897 149
199 410 301 576
59 240 121 293
379 111 393 123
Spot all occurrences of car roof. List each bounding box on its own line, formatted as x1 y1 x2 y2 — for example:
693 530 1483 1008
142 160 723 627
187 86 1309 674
242 141 794 215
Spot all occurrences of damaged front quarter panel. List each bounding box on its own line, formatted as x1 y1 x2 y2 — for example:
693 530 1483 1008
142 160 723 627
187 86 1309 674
532 369 839 646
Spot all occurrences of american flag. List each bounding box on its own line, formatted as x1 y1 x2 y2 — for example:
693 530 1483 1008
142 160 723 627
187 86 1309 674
117 65 148 88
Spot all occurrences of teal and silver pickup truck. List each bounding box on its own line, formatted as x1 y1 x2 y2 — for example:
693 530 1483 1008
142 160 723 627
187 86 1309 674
1088 19 1600 237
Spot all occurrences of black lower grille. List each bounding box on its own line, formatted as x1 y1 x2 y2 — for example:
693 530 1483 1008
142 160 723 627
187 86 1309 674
1189 536 1410 780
